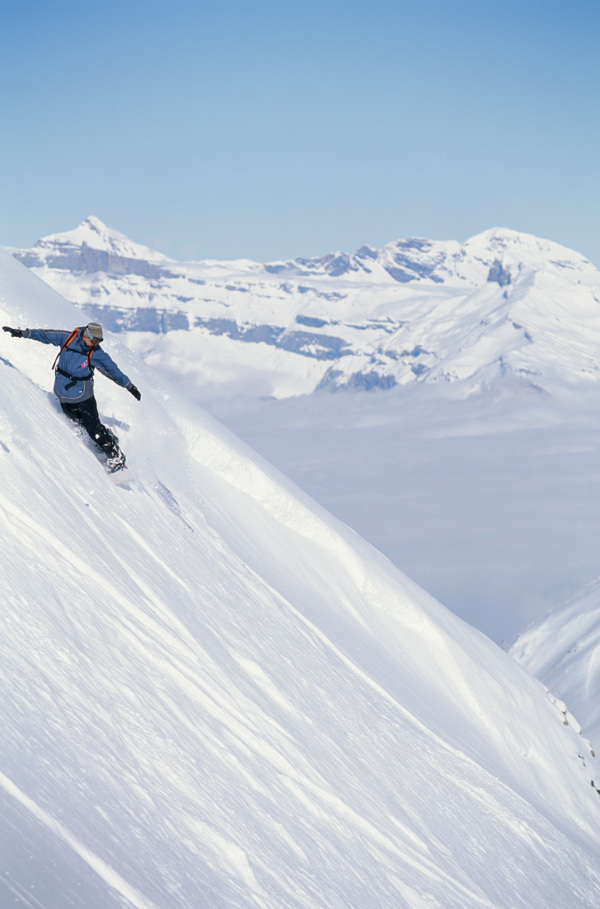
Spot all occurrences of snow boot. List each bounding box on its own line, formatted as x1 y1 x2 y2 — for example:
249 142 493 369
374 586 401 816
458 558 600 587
95 426 126 472
106 449 127 473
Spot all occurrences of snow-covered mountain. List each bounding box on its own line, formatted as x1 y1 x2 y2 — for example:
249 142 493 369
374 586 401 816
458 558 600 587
2 246 600 906
12 215 172 277
10 216 600 400
511 578 600 749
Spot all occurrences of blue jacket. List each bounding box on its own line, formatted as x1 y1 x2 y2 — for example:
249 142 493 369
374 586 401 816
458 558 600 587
25 328 132 402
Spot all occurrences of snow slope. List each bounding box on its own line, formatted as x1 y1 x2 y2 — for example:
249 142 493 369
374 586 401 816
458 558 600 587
10 219 600 648
208 383 600 645
10 217 600 399
1 249 600 908
511 578 600 748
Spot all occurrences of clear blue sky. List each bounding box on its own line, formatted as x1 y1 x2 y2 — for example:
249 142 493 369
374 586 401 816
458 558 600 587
2 0 599 263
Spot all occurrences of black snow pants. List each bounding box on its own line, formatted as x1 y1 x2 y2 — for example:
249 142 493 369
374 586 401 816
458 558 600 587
61 397 118 456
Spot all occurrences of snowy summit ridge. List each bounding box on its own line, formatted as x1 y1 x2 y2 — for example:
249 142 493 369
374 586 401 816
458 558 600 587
1 246 600 906
14 215 172 279
263 225 589 284
10 217 600 398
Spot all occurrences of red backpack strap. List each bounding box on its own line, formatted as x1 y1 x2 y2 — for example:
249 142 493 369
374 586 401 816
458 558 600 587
52 327 84 371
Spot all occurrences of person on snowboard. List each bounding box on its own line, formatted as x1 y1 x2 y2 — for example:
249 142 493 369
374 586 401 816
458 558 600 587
2 322 140 472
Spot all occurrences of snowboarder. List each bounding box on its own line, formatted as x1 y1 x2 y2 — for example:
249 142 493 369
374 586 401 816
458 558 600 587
2 322 141 471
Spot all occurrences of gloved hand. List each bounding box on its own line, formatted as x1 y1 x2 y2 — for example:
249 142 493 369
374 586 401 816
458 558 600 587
127 383 141 401
3 326 23 338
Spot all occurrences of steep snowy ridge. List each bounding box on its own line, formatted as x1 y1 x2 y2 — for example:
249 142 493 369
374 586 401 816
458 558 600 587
511 579 600 749
1 248 600 907
10 218 600 398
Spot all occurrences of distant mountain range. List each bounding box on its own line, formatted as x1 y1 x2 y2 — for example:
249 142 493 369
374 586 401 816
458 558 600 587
9 216 600 398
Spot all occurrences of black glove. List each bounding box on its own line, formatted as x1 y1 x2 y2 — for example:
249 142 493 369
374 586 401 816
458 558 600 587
128 383 141 401
3 326 23 338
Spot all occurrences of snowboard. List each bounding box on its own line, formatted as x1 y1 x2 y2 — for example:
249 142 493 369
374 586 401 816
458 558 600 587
107 463 134 486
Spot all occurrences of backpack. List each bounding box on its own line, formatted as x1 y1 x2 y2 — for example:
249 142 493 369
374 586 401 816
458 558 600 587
52 327 96 388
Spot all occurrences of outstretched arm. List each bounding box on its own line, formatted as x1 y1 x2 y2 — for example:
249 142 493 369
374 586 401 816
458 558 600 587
2 327 69 346
93 348 141 400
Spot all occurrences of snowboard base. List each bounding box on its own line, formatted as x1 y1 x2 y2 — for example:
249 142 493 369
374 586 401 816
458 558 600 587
107 465 134 486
